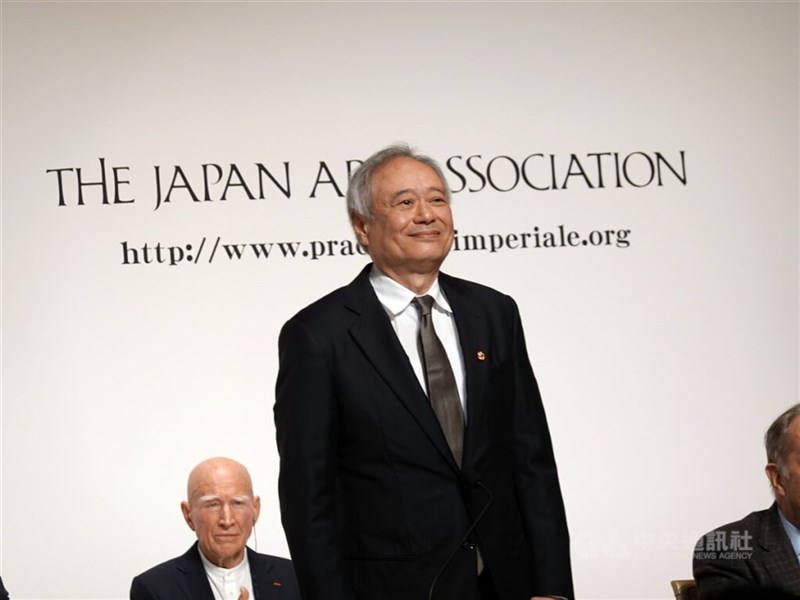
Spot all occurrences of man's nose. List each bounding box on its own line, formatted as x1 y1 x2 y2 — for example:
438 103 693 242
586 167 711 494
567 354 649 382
413 200 434 222
219 504 234 526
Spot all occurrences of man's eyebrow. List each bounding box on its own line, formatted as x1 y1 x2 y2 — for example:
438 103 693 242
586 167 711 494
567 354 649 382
197 494 251 503
391 186 447 198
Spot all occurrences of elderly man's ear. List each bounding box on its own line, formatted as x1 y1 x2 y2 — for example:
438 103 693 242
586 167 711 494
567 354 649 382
181 501 195 531
766 463 786 497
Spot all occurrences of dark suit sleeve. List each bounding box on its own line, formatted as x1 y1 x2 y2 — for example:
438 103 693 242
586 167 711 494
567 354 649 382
694 550 755 600
508 297 573 598
130 576 158 600
274 316 353 600
692 523 765 600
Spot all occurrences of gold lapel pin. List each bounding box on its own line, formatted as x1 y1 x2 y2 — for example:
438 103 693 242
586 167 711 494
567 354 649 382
477 351 486 361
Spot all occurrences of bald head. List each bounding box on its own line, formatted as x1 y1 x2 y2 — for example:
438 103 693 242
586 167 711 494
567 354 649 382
181 457 260 568
186 457 254 500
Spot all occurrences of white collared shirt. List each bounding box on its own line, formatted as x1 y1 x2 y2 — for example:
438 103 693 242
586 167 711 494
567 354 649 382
368 266 468 419
198 547 254 600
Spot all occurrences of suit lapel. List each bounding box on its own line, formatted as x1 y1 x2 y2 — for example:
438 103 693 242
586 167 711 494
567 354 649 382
345 265 459 470
248 548 279 600
175 544 215 600
758 504 800 591
439 273 490 468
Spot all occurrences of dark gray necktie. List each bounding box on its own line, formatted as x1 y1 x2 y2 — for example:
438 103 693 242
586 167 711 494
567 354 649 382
413 295 464 467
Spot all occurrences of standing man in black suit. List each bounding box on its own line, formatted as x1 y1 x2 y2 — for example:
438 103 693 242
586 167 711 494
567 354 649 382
275 143 573 600
694 404 800 599
130 457 300 600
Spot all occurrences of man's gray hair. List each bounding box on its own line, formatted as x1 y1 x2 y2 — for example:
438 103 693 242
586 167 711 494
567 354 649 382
765 403 800 477
346 143 451 222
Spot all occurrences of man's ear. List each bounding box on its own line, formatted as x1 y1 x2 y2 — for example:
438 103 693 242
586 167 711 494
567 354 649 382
181 501 195 531
766 463 785 497
252 495 261 525
350 212 369 249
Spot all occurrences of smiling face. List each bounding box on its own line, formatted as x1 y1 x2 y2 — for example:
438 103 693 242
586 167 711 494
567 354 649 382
180 458 261 568
351 156 454 292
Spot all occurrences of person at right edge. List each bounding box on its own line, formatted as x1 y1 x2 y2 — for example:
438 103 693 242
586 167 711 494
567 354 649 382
274 143 573 600
694 403 800 599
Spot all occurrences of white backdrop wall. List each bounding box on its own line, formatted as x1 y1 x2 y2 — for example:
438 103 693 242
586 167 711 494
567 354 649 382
2 2 798 599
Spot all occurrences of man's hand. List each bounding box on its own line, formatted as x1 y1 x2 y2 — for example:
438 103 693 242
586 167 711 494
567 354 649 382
238 588 249 600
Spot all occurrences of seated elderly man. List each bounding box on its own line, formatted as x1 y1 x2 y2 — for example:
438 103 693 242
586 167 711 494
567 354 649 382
693 404 800 599
131 457 300 600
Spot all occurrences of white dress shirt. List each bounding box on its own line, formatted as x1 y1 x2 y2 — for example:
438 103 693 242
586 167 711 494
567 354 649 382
199 548 254 600
368 266 468 420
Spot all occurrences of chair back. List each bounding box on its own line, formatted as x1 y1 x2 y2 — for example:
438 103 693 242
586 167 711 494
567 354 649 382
671 579 698 600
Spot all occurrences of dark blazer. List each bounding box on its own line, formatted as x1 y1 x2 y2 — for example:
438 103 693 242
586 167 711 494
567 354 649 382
693 503 800 599
275 265 572 600
130 543 300 600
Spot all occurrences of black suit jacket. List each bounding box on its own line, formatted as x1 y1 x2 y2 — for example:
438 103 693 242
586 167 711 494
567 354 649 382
693 504 800 599
275 265 572 600
130 543 300 600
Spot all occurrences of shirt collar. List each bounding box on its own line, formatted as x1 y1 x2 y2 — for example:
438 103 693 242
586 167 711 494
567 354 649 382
368 265 452 316
198 546 250 577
